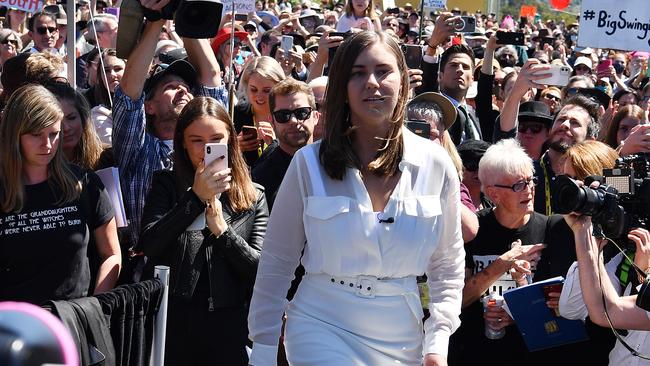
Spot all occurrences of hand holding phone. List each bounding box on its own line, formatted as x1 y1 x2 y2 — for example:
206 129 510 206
281 35 293 53
402 44 423 69
534 64 571 87
405 120 431 139
204 143 228 171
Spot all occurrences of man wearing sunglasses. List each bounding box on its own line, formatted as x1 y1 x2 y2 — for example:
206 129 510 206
112 11 228 276
252 78 318 212
27 12 59 53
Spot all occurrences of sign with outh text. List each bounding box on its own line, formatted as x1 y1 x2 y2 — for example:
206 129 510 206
578 0 650 52
0 0 42 13
222 0 255 15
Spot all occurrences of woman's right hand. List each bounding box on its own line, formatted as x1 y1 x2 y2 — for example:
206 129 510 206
192 159 232 202
237 131 261 152
619 124 650 156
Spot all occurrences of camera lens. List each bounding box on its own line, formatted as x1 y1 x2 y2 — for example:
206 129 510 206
454 19 466 31
553 175 605 215
206 147 211 154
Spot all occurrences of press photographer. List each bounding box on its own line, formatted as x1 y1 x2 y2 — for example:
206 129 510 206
555 152 650 332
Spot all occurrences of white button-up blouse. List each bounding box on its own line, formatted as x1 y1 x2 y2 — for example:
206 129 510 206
248 128 465 362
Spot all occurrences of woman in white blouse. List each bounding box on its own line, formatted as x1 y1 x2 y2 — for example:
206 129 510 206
248 31 465 366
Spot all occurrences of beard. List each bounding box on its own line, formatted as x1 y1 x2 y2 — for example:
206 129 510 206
548 139 571 153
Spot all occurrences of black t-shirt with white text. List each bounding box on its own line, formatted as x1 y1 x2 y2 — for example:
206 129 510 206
0 166 114 305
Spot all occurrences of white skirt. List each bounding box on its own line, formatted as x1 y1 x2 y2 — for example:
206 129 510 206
284 273 424 366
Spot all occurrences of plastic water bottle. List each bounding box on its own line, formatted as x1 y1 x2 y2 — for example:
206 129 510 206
482 292 506 339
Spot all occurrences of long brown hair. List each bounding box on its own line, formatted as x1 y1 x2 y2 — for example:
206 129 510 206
174 97 257 212
46 81 104 170
320 31 408 180
0 84 82 213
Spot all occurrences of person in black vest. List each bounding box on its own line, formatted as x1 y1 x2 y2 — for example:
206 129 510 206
252 78 318 211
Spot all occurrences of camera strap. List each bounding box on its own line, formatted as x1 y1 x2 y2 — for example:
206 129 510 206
598 249 650 360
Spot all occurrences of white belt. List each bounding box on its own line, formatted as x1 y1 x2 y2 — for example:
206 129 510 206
306 273 418 299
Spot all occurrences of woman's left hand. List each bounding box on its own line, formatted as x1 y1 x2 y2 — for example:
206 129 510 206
484 305 514 329
257 121 276 145
424 353 447 366
630 228 650 276
206 195 228 237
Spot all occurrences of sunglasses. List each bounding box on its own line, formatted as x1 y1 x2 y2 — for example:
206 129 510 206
493 177 538 192
517 123 545 134
36 26 59 35
1 38 18 46
543 94 561 102
272 107 312 123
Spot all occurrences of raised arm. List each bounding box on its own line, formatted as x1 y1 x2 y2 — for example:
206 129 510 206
120 19 165 100
184 37 223 87
498 59 549 134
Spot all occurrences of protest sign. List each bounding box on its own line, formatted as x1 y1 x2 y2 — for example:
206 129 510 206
578 0 650 52
423 0 447 9
382 0 395 10
222 0 255 15
0 0 43 14
520 5 537 18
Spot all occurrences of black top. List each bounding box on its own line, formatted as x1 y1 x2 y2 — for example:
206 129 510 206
233 103 278 167
449 208 591 366
475 71 501 142
0 166 114 304
251 145 293 212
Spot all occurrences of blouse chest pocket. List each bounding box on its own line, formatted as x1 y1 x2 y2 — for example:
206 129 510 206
303 196 363 272
399 195 443 249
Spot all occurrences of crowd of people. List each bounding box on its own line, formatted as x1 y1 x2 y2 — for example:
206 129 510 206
1 0 650 365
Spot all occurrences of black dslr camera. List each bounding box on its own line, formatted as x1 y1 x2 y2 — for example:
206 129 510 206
117 0 222 59
552 153 650 239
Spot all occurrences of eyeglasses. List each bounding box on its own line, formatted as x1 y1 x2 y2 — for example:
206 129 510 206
272 107 312 123
36 26 59 35
543 94 561 102
493 177 538 192
1 38 18 47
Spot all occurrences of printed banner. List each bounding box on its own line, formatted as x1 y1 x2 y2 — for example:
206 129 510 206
423 0 447 10
578 0 650 52
222 0 255 15
520 5 537 18
0 0 43 13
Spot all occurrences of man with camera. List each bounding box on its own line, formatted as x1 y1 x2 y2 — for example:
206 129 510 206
112 4 228 273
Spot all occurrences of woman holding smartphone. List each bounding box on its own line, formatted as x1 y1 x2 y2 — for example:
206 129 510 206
0 84 121 304
336 0 381 32
138 97 269 365
235 56 285 166
248 31 464 366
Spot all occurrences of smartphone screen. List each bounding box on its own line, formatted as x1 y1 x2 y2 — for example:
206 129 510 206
597 59 612 74
281 35 293 53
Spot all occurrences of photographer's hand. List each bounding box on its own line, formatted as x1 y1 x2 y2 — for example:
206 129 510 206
630 228 650 280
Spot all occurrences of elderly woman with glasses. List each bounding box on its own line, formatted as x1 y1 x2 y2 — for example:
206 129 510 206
448 138 579 365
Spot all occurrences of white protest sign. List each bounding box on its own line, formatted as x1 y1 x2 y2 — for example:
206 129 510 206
578 0 650 52
382 0 395 10
0 0 43 14
423 0 447 9
222 0 255 15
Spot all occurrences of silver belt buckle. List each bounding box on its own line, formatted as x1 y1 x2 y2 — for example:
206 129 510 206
355 275 377 298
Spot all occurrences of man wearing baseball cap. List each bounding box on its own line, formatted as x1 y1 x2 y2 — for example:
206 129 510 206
112 11 228 277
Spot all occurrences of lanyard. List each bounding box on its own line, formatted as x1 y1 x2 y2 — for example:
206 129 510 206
252 116 267 158
539 152 553 216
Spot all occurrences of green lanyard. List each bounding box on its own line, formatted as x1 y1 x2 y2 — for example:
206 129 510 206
539 152 553 216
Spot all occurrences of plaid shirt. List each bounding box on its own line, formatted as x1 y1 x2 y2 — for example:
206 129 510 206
112 85 229 249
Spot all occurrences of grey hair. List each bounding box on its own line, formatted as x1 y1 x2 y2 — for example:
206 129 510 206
85 14 118 42
478 138 534 193
495 45 518 60
406 100 444 131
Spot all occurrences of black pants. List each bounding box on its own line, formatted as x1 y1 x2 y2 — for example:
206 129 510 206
165 296 249 366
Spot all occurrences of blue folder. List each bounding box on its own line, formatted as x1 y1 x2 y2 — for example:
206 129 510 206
503 277 589 352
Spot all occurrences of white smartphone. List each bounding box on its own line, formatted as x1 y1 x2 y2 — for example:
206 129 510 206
281 35 293 53
204 143 228 171
535 65 572 87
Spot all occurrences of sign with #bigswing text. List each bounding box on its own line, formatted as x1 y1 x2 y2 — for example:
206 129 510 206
578 0 650 52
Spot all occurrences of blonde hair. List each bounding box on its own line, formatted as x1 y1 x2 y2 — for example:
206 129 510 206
564 140 618 180
236 56 285 106
0 84 82 213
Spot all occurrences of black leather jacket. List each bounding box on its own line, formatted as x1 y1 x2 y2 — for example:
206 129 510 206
138 170 268 309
